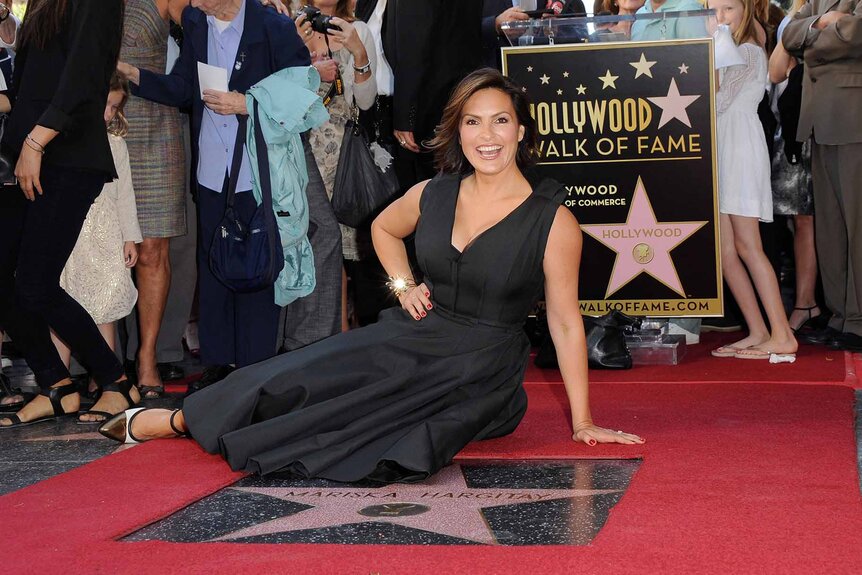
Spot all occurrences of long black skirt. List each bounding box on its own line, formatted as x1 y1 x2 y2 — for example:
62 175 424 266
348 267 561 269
182 307 530 483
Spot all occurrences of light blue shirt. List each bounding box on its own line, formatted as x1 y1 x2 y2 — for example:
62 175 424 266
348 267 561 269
199 0 253 193
629 0 708 42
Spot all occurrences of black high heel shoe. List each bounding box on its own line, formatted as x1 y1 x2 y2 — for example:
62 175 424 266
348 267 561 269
98 408 188 444
790 305 821 334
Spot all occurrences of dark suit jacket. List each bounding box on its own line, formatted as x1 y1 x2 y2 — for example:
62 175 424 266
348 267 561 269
386 0 484 140
482 0 588 69
3 0 123 180
355 0 379 22
782 0 862 145
134 0 310 194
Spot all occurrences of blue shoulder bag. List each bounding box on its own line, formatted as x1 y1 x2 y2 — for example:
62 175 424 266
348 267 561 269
208 101 284 293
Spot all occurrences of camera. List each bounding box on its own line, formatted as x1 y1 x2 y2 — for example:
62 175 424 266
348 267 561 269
299 5 341 34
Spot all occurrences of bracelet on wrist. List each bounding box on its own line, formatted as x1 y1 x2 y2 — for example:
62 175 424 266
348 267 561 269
353 61 371 75
386 276 416 298
25 135 46 155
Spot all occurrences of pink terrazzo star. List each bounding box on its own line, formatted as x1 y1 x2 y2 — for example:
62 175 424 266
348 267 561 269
581 177 707 298
213 464 622 545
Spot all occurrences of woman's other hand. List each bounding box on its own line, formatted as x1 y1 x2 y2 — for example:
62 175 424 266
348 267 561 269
573 423 644 446
312 56 339 83
260 0 290 16
399 283 433 321
124 242 139 268
327 18 364 59
116 61 140 85
15 143 43 201
295 12 314 43
394 130 421 153
202 90 247 115
495 7 529 33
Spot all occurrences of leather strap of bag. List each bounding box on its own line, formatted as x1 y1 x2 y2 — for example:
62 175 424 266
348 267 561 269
251 100 276 217
223 115 248 209
251 99 282 277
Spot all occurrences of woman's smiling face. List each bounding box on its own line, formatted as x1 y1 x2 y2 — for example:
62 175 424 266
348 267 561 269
458 88 525 177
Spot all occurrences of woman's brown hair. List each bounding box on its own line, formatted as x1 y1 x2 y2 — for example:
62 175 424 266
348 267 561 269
733 0 760 46
107 72 130 138
19 0 67 49
308 0 356 21
599 0 621 15
426 68 539 176
20 0 125 51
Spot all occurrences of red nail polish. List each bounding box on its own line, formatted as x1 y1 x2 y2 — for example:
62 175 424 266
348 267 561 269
421 312 426 317
426 304 432 310
415 315 421 320
425 292 430 296
588 439 596 446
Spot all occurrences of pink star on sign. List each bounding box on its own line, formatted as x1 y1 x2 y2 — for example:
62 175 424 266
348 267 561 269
581 177 706 298
647 78 701 128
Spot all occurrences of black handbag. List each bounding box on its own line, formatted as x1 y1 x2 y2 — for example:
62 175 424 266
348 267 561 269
331 105 399 228
534 310 641 370
208 101 284 293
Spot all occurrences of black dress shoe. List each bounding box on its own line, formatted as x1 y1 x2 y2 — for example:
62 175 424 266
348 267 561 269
828 332 862 352
158 363 186 382
796 326 842 346
185 365 235 397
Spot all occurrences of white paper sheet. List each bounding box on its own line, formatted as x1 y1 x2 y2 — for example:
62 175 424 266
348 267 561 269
197 62 228 99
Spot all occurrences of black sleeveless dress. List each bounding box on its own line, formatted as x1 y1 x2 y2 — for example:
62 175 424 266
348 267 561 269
183 173 561 483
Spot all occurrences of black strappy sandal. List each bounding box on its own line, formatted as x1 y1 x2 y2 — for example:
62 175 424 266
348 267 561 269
77 378 139 425
791 305 821 334
138 384 164 400
0 384 79 429
0 372 37 413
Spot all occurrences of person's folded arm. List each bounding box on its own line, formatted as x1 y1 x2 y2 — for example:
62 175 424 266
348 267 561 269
804 6 862 65
782 2 821 57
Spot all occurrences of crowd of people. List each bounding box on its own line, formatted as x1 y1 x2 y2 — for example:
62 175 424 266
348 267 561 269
0 0 858 483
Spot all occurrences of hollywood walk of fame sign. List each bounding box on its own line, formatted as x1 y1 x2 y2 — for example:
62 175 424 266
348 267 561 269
503 39 722 317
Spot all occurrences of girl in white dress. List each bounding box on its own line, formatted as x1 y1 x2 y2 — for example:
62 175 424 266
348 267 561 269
708 0 797 360
53 74 143 400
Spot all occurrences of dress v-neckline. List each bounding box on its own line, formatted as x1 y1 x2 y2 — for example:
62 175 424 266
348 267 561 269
449 183 534 256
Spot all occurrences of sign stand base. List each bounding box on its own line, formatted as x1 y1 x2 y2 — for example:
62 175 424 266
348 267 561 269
625 320 687 365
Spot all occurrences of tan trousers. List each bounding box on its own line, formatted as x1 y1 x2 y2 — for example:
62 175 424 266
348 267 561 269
811 141 862 337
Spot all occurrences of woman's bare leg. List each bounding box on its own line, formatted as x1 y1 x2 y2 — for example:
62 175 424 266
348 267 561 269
788 215 820 330
0 332 24 407
719 214 770 349
135 238 171 394
729 215 797 354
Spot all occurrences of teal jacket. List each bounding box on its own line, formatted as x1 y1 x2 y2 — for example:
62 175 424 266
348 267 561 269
245 67 329 306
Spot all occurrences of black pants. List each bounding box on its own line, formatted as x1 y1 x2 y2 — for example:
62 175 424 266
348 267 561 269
197 184 280 367
0 165 124 391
